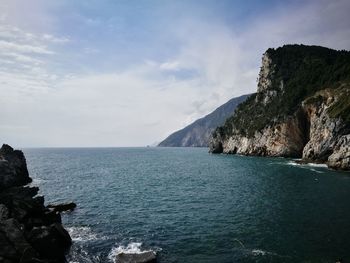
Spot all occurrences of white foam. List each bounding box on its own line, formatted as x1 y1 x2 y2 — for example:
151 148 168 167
67 226 98 242
309 168 324 174
286 161 299 166
306 163 328 168
285 161 326 172
108 242 156 262
251 249 267 256
30 178 46 186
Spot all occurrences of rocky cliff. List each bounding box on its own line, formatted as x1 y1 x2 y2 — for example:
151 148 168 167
0 144 73 263
158 94 250 147
209 45 350 170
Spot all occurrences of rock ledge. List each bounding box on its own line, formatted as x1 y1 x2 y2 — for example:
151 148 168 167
0 144 73 263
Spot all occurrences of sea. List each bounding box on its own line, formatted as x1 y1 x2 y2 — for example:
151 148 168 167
23 147 350 263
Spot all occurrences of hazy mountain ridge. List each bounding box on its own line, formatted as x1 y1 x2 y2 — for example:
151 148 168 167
210 44 350 170
158 94 250 147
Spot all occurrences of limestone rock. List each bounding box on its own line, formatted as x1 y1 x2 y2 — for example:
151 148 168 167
209 45 350 170
328 135 350 170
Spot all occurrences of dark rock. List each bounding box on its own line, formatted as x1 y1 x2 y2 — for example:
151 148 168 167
43 210 62 225
0 144 73 263
47 202 77 212
0 204 9 221
0 218 37 262
115 251 157 263
0 144 31 190
27 223 71 260
209 141 223 154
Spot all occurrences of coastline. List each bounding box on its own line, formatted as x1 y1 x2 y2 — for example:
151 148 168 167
0 144 73 263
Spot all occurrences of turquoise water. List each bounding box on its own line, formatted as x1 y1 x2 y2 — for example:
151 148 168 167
23 147 350 263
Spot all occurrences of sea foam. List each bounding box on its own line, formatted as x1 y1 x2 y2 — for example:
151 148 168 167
67 226 98 242
107 242 158 262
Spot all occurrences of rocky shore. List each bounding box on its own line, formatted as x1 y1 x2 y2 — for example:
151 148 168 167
0 144 73 263
209 45 350 170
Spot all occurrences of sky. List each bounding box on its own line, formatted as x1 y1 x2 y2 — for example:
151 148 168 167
1 0 350 147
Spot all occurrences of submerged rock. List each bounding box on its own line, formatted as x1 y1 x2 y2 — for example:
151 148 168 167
115 251 157 263
47 202 77 212
0 144 73 263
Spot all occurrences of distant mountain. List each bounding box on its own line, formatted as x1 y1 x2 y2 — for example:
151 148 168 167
158 94 251 147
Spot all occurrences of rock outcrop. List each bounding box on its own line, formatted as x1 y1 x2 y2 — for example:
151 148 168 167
0 144 72 263
328 135 350 170
158 94 250 147
115 251 157 263
209 45 350 170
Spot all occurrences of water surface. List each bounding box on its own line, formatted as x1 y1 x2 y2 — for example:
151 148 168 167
24 147 350 263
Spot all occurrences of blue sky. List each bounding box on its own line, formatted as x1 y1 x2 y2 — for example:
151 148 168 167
1 0 350 147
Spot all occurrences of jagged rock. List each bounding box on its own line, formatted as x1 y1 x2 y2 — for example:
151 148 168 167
0 218 37 262
0 204 9 221
328 135 350 170
0 144 31 190
47 202 76 212
0 144 72 263
257 52 274 93
27 223 71 260
210 140 223 154
115 251 157 263
209 45 350 170
301 89 345 162
210 111 307 158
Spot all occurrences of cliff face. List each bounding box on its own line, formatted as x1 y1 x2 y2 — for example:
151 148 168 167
210 45 350 170
158 94 250 147
0 144 72 263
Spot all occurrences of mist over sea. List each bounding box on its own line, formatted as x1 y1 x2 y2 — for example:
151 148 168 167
24 147 350 263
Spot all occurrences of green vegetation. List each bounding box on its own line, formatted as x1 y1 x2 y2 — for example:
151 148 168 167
328 85 350 126
215 45 350 138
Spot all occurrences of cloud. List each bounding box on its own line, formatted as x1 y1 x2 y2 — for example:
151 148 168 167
159 61 181 71
0 40 53 54
1 0 350 147
42 34 70 44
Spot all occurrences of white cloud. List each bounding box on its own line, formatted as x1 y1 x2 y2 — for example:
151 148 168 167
42 34 70 44
159 61 181 71
0 40 53 54
1 0 350 147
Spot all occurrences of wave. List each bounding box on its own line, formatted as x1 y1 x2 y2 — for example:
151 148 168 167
68 246 101 263
251 248 281 257
108 242 159 262
306 163 328 168
249 248 292 259
29 178 46 186
251 249 269 256
67 226 98 242
286 161 299 166
284 161 325 173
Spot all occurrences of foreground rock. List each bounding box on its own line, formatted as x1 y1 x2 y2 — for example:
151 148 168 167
115 251 157 263
0 144 72 263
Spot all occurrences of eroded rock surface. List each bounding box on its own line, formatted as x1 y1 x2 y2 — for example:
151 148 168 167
209 45 350 170
0 144 72 263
